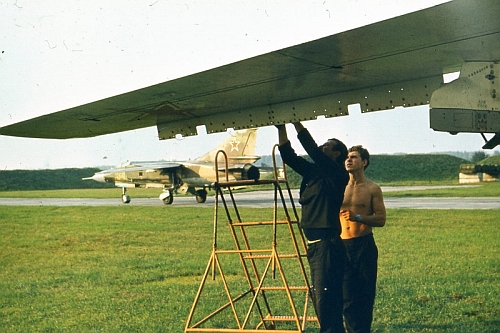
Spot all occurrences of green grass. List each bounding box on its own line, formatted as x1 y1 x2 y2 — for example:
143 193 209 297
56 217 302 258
1 206 499 332
365 154 469 184
374 209 500 332
383 181 500 197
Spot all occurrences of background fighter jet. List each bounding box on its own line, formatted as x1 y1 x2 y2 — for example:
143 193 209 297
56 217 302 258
83 129 260 204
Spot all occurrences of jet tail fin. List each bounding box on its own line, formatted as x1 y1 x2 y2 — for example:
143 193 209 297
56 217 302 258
195 128 259 164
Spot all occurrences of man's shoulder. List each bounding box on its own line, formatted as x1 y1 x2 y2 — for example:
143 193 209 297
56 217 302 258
366 178 382 193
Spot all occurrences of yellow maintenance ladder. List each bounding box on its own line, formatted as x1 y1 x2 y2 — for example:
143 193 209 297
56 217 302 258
185 145 319 332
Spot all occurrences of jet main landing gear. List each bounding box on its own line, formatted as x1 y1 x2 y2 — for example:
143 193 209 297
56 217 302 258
195 189 207 203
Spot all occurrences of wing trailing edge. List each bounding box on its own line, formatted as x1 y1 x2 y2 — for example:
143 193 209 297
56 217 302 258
0 0 499 146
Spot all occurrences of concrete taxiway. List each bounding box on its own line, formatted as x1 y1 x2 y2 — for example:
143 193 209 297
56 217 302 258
0 187 498 209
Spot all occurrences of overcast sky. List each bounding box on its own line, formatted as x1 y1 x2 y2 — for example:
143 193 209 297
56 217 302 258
1 0 497 170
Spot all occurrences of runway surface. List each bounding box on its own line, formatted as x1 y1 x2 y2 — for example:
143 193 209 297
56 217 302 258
0 187 498 209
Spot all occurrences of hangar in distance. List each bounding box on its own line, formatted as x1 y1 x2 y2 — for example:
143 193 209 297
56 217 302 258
0 0 499 148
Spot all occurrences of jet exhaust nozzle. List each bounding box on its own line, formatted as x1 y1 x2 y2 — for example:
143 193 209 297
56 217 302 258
241 164 260 181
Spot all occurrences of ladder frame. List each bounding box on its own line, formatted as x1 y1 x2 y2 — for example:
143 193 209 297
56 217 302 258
185 145 318 332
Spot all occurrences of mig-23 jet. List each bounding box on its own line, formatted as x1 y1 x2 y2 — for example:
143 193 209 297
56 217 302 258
1 0 499 148
83 129 260 205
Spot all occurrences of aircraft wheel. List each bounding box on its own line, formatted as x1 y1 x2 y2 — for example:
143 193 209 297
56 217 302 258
122 194 131 204
162 195 174 205
196 189 207 203
159 190 174 205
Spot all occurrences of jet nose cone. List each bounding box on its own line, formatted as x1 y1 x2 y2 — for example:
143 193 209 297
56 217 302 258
83 172 107 183
92 173 107 183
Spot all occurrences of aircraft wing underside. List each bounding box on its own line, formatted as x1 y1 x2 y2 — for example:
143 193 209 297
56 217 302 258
1 0 499 140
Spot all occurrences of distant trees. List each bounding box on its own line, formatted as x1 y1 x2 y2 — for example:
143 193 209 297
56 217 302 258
0 168 114 191
471 151 488 163
273 154 470 188
1 152 495 192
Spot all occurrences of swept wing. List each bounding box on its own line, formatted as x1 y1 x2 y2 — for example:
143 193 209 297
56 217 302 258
93 162 182 174
1 0 499 146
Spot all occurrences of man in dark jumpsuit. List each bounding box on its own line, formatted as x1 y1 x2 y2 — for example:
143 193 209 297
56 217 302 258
276 122 349 333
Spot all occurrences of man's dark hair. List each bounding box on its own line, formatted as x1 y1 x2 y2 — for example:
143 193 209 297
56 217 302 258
330 138 348 162
349 145 370 170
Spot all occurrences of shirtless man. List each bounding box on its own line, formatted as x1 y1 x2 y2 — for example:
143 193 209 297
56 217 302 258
340 145 386 333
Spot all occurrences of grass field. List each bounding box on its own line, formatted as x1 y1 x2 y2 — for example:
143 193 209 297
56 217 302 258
1 204 499 332
382 182 500 198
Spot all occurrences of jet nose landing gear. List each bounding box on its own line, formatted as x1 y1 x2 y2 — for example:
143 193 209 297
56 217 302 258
122 194 131 204
159 189 174 205
121 188 131 204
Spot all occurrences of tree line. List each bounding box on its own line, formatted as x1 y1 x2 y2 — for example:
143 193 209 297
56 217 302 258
0 154 489 191
0 168 114 191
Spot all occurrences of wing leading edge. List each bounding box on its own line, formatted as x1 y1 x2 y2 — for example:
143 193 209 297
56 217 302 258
1 0 499 141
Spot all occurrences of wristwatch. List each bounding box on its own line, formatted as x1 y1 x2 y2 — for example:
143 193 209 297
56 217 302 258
355 214 362 222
